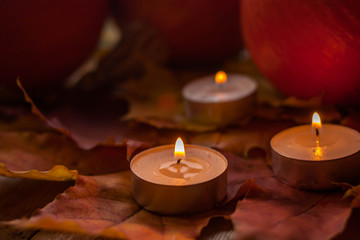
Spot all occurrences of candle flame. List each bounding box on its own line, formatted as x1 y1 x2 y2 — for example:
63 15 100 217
215 71 227 84
311 113 324 159
312 112 322 130
174 137 185 158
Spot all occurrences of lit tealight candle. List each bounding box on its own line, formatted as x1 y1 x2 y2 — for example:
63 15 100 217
130 137 228 215
271 112 360 190
182 71 258 125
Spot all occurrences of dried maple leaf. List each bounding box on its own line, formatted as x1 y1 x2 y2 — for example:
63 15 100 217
0 130 127 177
0 107 49 133
0 163 77 181
43 106 130 150
17 79 71 137
0 104 141 181
210 118 294 157
17 78 157 153
231 177 352 240
220 151 274 200
6 150 272 239
5 147 355 239
8 172 226 239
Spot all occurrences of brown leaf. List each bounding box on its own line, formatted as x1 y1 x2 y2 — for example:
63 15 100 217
17 79 71 137
187 118 296 159
0 130 127 176
18 78 160 156
0 163 77 181
0 176 75 222
231 177 352 240
4 151 262 239
8 172 227 239
18 78 124 151
215 118 294 157
344 185 360 208
189 131 222 148
44 109 160 154
9 173 137 234
221 151 274 200
0 107 49 133
5 146 354 239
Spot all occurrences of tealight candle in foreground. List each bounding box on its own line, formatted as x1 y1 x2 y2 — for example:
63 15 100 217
271 112 360 190
130 138 228 215
182 71 257 125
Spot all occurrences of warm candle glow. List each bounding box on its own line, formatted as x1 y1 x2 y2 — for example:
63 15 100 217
215 71 227 84
311 146 324 160
174 137 185 159
312 112 322 136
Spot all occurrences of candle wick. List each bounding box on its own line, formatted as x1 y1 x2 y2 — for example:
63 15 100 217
315 128 320 145
315 128 319 137
177 159 183 164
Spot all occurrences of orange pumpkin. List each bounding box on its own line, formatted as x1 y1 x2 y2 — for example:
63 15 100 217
0 0 108 94
241 0 360 104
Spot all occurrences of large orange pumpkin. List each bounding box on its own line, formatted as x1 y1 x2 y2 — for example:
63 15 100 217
241 0 360 104
0 0 108 95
